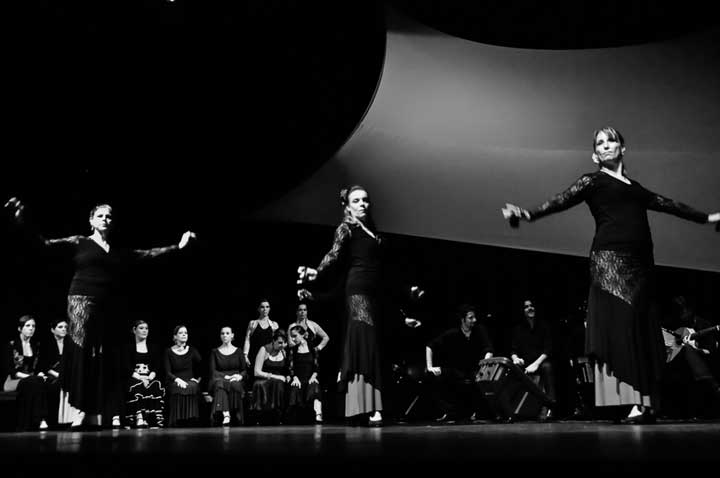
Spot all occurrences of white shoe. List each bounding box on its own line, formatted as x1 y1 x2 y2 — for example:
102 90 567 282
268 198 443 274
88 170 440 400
135 416 147 428
222 415 231 426
71 412 85 429
112 416 121 428
627 405 642 419
39 420 48 430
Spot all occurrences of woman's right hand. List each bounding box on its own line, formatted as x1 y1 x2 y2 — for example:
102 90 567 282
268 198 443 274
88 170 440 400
4 197 25 224
175 377 188 389
291 377 301 388
297 266 318 284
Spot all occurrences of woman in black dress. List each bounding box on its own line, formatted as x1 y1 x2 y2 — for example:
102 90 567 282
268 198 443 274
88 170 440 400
3 315 49 430
503 126 719 423
208 326 247 426
164 325 203 427
3 198 196 427
39 319 72 428
287 324 323 424
252 329 290 424
297 185 385 426
242 299 279 369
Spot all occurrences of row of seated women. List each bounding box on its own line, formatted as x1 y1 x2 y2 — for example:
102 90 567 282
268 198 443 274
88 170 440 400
3 315 322 430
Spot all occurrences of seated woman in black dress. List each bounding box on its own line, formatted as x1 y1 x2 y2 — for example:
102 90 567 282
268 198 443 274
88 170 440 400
208 326 247 426
252 329 291 425
123 320 165 429
3 315 49 430
288 325 323 424
164 325 203 427
39 319 79 428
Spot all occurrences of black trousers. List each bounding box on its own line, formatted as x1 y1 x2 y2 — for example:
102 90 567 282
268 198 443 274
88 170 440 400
426 368 486 417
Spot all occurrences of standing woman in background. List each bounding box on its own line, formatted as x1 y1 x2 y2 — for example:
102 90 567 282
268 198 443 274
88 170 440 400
243 300 279 369
3 198 196 427
502 126 720 423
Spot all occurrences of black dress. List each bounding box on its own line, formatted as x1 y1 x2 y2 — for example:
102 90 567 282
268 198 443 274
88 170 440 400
288 347 321 408
527 171 708 407
208 347 247 424
252 350 289 412
3 339 48 431
314 221 383 417
164 346 202 426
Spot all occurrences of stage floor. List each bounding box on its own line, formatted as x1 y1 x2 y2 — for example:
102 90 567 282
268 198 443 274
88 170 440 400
3 419 720 474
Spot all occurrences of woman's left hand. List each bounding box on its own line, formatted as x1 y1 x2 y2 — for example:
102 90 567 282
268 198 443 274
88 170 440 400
291 377 301 388
178 231 197 249
308 376 319 385
708 212 720 223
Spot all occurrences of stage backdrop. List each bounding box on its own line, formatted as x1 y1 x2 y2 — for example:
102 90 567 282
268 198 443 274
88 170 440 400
257 8 720 273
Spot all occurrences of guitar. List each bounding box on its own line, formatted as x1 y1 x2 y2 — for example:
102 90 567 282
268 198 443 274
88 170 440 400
662 325 720 363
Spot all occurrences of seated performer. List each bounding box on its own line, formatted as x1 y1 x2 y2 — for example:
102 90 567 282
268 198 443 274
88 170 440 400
208 326 247 426
252 329 291 425
663 295 720 418
3 315 49 431
510 299 556 420
426 304 494 423
122 320 165 429
287 324 323 424
164 325 203 427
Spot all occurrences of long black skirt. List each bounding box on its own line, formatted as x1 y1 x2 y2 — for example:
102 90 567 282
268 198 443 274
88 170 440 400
339 293 383 417
586 250 665 408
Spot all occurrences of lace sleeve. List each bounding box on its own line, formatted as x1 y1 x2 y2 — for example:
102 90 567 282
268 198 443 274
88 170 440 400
527 175 594 221
316 223 351 275
646 191 708 224
133 244 179 260
43 235 83 247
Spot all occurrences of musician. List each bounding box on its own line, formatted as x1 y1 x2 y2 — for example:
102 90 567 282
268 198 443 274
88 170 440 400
510 299 556 420
666 295 720 416
426 304 494 423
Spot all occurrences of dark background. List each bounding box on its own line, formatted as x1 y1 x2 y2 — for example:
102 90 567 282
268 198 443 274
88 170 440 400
1 0 718 419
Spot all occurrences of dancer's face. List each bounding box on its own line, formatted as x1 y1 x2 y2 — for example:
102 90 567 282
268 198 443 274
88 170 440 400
174 327 188 345
220 327 234 345
52 321 68 339
593 131 625 165
19 319 36 338
258 302 270 318
296 304 308 321
273 336 287 351
290 330 306 346
89 206 113 233
346 189 370 220
134 322 149 340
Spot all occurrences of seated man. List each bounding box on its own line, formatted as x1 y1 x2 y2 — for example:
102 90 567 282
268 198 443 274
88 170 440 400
511 299 556 421
664 295 720 418
426 304 494 423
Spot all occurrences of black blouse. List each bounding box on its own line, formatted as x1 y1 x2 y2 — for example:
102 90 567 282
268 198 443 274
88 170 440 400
528 172 708 256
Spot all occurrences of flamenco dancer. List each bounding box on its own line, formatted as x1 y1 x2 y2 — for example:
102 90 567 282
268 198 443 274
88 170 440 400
4 198 196 428
502 126 719 423
296 185 389 426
